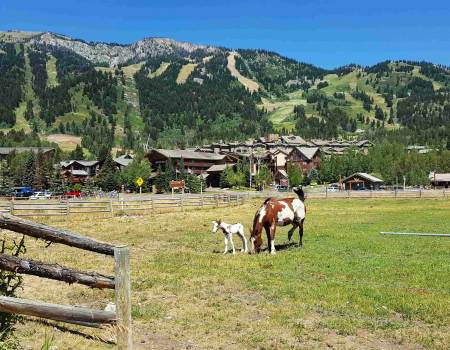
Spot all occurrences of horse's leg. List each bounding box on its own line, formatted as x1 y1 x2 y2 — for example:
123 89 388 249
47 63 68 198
298 219 305 247
288 222 298 241
229 234 236 254
264 225 271 253
223 235 229 254
238 227 248 253
265 222 276 255
270 223 277 255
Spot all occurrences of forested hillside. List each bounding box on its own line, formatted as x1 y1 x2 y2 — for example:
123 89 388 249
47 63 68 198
1 31 450 154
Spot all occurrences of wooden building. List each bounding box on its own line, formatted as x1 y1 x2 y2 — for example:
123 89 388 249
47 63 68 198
286 147 320 173
146 149 229 175
0 147 55 160
60 160 100 184
342 172 384 190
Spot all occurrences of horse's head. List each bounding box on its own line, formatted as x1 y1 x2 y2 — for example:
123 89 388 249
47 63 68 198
293 186 305 201
211 219 221 233
249 227 263 254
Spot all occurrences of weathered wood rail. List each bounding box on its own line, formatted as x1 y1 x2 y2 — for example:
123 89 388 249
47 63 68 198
0 213 132 349
0 194 246 218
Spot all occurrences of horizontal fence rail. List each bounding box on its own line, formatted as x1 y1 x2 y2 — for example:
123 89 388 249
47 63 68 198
0 213 132 348
0 193 246 218
244 189 450 200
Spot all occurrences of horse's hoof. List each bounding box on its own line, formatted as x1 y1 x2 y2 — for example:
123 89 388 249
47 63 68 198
270 251 276 255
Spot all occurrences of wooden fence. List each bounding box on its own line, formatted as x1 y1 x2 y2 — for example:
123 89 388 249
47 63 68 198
0 213 132 349
245 189 450 200
0 194 245 218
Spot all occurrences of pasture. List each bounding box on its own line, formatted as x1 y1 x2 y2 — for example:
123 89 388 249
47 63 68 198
12 198 450 349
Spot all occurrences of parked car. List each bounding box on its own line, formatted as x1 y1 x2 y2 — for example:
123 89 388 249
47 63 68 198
30 192 51 200
276 185 289 192
327 183 340 192
66 190 81 198
13 187 34 198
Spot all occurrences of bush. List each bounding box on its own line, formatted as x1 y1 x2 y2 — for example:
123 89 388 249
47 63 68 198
0 236 25 344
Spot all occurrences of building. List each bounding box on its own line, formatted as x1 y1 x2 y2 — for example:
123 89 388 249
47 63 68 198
429 172 450 188
114 154 134 170
60 160 100 183
342 172 384 190
205 164 236 187
0 147 55 160
286 147 321 173
274 169 289 187
146 149 229 175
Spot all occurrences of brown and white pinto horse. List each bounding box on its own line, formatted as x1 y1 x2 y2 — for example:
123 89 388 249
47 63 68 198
250 187 306 254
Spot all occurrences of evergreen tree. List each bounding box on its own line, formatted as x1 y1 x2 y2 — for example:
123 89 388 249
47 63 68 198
287 161 303 187
96 153 119 191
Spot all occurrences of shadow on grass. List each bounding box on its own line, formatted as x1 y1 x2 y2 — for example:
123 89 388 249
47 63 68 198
212 241 300 254
27 318 116 345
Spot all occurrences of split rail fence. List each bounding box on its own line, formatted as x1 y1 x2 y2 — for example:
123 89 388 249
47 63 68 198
246 189 450 200
0 213 132 349
0 194 246 218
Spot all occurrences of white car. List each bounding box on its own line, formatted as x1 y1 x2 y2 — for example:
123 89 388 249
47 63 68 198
327 184 340 192
30 192 51 200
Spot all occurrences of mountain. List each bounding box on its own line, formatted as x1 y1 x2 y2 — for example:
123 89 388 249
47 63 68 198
0 30 449 155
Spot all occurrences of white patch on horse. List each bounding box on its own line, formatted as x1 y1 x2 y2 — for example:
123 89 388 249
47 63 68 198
258 207 266 223
270 240 276 255
292 198 306 220
276 201 295 226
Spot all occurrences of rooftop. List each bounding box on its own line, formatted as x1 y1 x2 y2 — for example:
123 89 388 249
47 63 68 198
149 149 225 161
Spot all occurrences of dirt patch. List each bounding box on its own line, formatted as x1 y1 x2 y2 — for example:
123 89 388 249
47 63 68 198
47 133 81 145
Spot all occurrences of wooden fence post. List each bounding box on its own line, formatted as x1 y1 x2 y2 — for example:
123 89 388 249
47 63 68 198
110 199 114 217
215 195 219 207
114 246 132 350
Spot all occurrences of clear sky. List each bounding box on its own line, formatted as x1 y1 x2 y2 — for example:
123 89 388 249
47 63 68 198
1 0 449 68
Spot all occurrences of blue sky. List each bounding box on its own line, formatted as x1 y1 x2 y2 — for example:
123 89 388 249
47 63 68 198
1 0 449 68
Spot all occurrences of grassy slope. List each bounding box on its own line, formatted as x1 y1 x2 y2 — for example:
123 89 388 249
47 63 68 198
176 63 198 84
14 198 450 349
148 62 170 78
261 90 306 131
265 68 408 131
227 52 259 93
46 54 58 87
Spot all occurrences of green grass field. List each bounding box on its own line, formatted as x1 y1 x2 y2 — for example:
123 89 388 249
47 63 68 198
13 198 450 349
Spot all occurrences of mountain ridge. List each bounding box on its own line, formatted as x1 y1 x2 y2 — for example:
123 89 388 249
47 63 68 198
1 30 449 153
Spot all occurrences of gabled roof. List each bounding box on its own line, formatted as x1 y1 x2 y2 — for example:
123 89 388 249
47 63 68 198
60 160 100 168
114 154 134 167
149 149 225 161
275 169 288 178
281 135 308 145
343 172 384 183
0 147 55 155
294 147 320 160
206 164 234 173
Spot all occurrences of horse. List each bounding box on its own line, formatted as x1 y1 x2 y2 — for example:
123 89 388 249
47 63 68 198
212 220 248 254
249 187 306 254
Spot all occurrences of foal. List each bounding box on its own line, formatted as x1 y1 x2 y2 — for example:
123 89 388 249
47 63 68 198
212 220 248 254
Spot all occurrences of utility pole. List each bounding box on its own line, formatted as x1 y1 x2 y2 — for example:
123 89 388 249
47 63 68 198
249 152 253 189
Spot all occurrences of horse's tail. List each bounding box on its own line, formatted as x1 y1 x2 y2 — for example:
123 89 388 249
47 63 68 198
293 186 305 202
